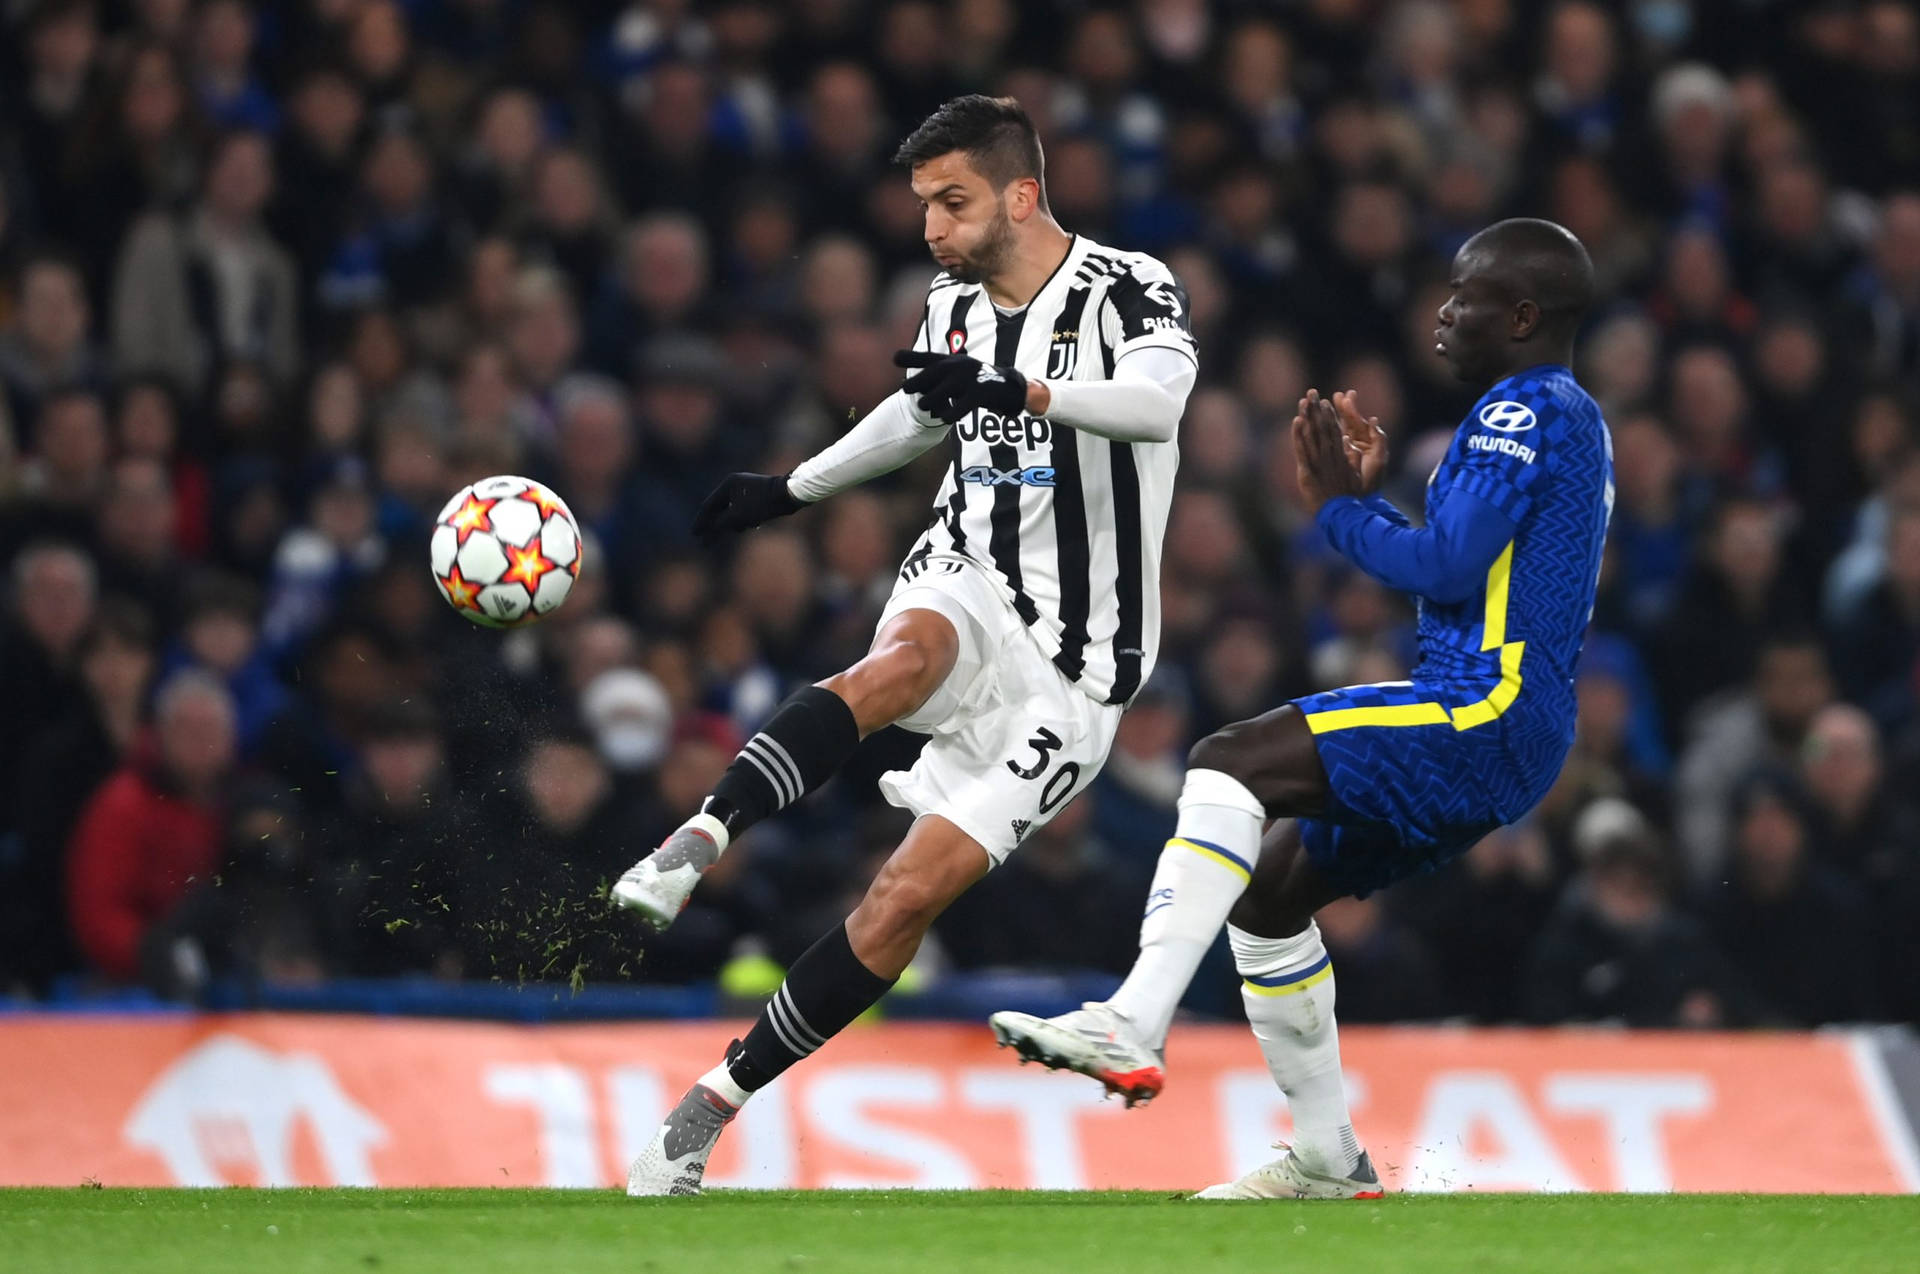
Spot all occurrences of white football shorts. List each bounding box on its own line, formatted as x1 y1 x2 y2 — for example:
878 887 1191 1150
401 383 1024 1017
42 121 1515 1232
875 552 1123 866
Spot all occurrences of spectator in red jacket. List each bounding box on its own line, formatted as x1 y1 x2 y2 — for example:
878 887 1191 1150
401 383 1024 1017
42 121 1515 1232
66 669 236 982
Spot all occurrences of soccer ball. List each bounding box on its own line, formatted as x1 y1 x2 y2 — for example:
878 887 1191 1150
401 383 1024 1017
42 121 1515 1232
430 475 582 628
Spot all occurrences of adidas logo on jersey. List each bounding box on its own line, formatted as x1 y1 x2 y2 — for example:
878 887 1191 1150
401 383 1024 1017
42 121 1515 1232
1011 819 1032 843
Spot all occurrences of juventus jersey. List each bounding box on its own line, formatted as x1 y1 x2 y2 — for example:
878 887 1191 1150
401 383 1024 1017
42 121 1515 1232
900 235 1195 706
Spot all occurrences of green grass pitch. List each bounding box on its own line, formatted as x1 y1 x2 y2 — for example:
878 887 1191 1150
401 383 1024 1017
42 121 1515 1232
5 1189 1917 1274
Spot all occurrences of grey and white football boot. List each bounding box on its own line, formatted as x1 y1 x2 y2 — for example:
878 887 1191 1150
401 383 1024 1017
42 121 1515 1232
1193 1143 1384 1200
987 1002 1166 1107
625 1081 739 1197
611 816 723 930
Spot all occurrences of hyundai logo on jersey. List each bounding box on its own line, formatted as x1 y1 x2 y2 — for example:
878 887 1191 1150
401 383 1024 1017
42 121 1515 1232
1478 401 1539 432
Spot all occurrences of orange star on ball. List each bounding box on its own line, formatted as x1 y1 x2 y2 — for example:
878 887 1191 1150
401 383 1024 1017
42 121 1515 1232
447 493 498 544
524 483 569 522
440 564 483 612
502 541 556 591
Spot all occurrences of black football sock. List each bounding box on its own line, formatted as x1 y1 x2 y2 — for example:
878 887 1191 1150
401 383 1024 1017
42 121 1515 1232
702 685 860 839
727 924 894 1092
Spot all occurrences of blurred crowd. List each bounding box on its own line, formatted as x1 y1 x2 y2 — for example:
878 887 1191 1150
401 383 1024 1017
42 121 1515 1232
1 0 1918 1028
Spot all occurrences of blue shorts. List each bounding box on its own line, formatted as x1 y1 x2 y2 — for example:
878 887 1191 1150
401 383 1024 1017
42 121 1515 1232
1289 680 1557 897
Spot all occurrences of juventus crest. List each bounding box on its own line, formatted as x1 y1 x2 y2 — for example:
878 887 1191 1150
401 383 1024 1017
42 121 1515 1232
1047 327 1079 379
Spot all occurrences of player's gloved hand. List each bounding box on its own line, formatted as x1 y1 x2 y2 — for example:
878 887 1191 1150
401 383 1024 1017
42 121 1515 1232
692 472 805 540
893 349 1029 423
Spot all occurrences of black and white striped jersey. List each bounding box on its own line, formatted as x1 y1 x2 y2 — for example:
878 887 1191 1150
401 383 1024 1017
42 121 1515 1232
899 234 1195 706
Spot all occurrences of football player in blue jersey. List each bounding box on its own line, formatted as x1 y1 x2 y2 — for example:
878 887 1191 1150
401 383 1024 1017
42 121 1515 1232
991 219 1614 1200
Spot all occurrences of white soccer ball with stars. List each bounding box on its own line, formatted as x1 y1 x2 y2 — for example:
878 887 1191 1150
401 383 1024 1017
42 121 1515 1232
430 475 582 628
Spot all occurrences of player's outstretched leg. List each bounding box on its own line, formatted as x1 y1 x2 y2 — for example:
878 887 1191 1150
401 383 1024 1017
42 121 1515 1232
626 926 890 1195
989 706 1323 1100
986 765 1265 1105
629 816 987 1195
611 682 860 926
613 610 957 928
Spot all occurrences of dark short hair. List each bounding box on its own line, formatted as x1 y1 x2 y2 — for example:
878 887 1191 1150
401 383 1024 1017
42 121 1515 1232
81 598 154 655
14 246 86 291
1757 625 1827 659
1464 217 1596 328
893 95 1046 199
183 570 261 624
113 371 183 419
26 0 94 34
364 697 443 742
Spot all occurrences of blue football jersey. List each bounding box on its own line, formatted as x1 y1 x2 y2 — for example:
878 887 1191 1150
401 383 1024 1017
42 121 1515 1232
1292 364 1614 891
1414 364 1614 755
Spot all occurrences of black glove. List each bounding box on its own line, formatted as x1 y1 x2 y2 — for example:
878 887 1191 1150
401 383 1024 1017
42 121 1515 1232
692 472 805 540
894 349 1029 424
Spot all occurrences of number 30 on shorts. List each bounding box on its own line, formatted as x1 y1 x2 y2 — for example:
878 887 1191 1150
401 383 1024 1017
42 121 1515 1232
1006 727 1080 813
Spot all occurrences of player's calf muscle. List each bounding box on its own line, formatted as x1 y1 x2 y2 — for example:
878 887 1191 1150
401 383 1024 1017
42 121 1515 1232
846 819 989 976
845 877 943 977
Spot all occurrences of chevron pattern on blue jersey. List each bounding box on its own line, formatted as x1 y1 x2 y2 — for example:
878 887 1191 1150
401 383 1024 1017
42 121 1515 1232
1291 686 1523 897
1415 364 1612 719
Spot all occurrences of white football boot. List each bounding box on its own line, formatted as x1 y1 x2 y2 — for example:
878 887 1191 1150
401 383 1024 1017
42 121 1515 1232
988 1002 1166 1107
611 817 723 930
1193 1143 1384 1200
625 1082 738 1197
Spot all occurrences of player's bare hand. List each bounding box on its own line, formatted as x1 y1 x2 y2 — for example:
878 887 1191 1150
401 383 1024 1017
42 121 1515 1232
1290 396 1316 503
1293 388 1365 508
1332 389 1388 496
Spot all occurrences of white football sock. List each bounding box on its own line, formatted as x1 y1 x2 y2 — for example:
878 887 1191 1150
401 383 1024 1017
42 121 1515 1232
696 1057 751 1110
1106 769 1266 1051
678 811 732 857
1232 921 1360 1178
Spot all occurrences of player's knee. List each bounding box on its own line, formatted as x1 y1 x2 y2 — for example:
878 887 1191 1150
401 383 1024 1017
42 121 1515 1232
1192 709 1327 817
870 619 957 692
825 635 946 728
1188 724 1255 781
1227 889 1302 941
872 637 936 688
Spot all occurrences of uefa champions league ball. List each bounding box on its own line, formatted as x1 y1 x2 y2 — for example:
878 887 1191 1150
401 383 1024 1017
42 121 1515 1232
429 475 582 628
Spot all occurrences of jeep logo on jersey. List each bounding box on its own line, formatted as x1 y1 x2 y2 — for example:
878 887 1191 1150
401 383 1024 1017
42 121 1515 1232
955 410 1052 447
1478 401 1538 433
